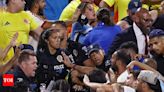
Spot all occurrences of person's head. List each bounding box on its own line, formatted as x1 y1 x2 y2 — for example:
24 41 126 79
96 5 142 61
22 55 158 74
51 21 67 39
119 41 138 60
87 44 105 66
51 80 70 92
25 0 45 11
143 58 157 70
88 69 107 83
149 29 164 55
18 50 37 77
136 70 162 92
6 0 26 12
110 49 131 73
127 0 142 17
125 70 140 89
77 2 96 24
37 28 63 54
96 8 114 26
134 8 153 35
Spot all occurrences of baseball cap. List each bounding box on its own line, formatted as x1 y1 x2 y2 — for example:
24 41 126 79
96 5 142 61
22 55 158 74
149 29 164 39
18 44 34 51
128 0 142 13
137 70 158 85
87 44 101 56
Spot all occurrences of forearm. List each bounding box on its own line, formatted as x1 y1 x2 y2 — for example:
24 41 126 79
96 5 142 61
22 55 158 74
0 44 12 61
73 64 96 74
0 55 17 74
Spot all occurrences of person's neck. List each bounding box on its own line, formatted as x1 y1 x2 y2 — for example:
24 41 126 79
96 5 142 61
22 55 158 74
118 65 126 76
7 6 20 13
48 45 57 55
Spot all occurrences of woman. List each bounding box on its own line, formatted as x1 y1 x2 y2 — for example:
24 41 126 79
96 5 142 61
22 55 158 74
36 28 69 86
70 2 96 43
83 8 121 55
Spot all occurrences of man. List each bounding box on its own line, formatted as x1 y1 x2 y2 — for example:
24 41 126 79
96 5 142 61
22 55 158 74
0 50 38 92
121 0 142 27
108 8 153 58
149 29 164 76
136 70 162 92
0 0 43 64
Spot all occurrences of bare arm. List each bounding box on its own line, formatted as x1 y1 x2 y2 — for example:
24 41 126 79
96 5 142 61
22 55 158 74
30 26 43 41
71 70 84 85
0 32 18 61
0 47 21 74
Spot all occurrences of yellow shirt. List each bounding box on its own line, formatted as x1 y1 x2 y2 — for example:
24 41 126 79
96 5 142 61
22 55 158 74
59 0 98 21
104 0 130 22
0 11 39 64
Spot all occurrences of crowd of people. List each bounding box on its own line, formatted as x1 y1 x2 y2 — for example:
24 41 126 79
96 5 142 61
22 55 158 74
0 0 164 92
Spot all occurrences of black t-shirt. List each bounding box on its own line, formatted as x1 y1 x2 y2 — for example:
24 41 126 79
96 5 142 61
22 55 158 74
67 39 88 66
153 55 164 76
121 16 133 26
0 67 36 92
96 56 110 72
36 48 69 85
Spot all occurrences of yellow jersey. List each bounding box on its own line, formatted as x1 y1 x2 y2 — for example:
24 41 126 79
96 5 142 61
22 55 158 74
0 10 39 64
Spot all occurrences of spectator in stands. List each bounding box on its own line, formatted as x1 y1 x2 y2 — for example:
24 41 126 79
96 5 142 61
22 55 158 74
0 0 43 65
149 29 164 76
119 0 142 30
83 8 121 55
136 70 162 92
70 2 96 43
99 0 131 23
108 8 153 58
59 0 97 22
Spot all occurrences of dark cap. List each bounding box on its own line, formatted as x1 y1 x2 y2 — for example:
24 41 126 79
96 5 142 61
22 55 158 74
18 44 34 51
149 29 164 39
128 0 142 13
87 44 101 56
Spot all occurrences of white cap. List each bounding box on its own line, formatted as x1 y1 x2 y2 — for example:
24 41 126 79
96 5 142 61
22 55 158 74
138 70 158 85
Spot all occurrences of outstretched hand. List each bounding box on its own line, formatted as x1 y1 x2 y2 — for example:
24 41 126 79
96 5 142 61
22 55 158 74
61 51 74 68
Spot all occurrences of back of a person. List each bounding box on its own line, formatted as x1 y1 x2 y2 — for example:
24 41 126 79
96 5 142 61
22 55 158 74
84 24 121 54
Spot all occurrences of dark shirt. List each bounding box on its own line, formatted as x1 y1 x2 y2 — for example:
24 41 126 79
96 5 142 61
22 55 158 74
153 55 164 76
67 39 88 66
36 48 69 85
121 16 133 26
0 67 36 92
152 14 164 31
96 56 110 72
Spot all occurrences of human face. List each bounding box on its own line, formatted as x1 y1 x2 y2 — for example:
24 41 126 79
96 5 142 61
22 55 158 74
39 0 46 10
149 37 164 55
84 4 96 20
23 56 38 77
160 1 164 14
139 12 153 34
90 50 104 66
47 31 61 50
14 0 26 11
